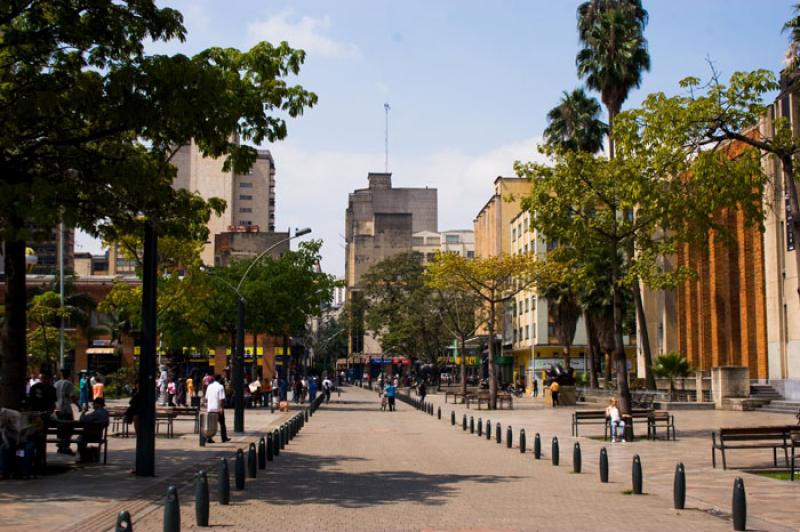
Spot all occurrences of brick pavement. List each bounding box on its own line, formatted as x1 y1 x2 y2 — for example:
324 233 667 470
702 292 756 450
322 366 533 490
132 386 739 531
0 403 299 532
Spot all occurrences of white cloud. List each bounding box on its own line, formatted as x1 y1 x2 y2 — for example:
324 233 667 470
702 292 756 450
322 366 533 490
272 137 547 276
247 12 360 59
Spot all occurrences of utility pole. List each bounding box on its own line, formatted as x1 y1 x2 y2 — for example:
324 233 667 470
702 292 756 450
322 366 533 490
384 102 390 173
136 222 157 476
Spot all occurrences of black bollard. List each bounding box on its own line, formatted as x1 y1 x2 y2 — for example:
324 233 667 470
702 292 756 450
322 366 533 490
573 442 582 473
552 437 560 466
273 429 280 457
520 429 526 453
732 477 746 531
534 433 541 459
486 419 492 440
673 463 685 510
451 411 456 426
470 416 474 434
280 425 286 449
463 414 467 431
115 511 133 532
247 443 257 478
506 425 513 449
599 447 609 483
163 485 180 532
218 458 230 505
258 437 266 470
496 422 502 444
438 407 441 420
195 470 209 527
235 449 245 490
266 433 274 462
305 409 309 422
632 454 643 495
478 418 483 437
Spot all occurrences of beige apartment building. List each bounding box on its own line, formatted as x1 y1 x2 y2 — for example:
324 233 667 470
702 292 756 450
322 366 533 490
172 139 276 265
762 86 800 400
473 177 531 258
411 229 475 265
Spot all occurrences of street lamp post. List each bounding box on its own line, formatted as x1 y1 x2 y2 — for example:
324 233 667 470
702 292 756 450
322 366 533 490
207 228 311 434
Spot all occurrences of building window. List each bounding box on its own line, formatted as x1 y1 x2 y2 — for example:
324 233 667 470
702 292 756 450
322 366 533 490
240 220 252 226
524 298 529 313
446 234 460 244
466 250 475 258
512 228 516 241
513 328 517 342
240 182 253 188
525 326 529 340
239 207 252 213
412 237 425 246
425 253 436 262
239 194 253 200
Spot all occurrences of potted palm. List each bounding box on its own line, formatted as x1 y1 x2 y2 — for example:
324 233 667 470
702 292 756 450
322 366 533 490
652 352 691 402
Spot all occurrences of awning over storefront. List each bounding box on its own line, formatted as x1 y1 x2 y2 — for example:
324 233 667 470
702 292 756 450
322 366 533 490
86 347 116 355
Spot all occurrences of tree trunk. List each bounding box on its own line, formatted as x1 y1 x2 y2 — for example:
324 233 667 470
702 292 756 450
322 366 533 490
607 108 617 160
585 311 599 389
487 301 497 410
633 281 657 390
459 336 467 396
610 240 632 415
781 155 800 301
1 237 28 408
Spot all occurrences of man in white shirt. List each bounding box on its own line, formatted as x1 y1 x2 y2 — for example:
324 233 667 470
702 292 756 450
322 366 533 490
205 375 230 443
54 368 78 454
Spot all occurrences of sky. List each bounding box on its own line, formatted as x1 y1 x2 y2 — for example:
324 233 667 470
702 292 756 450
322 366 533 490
75 0 797 275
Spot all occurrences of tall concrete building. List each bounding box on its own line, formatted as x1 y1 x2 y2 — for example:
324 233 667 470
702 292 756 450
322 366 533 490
344 172 438 358
172 140 276 265
473 177 531 258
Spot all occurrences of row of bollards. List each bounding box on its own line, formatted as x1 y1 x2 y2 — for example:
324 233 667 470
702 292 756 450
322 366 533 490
119 393 329 531
431 398 748 531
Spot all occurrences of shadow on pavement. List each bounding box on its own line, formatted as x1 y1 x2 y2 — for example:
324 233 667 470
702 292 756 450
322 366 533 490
240 452 520 508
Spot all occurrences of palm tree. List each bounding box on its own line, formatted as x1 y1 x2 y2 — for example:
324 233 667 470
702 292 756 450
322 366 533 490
576 0 650 159
544 88 607 154
577 0 656 397
652 352 691 402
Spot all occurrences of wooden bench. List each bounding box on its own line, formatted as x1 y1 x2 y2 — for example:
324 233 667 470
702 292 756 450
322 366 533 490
444 391 475 404
45 422 108 465
472 392 513 410
110 407 199 438
572 409 662 440
647 411 676 441
711 426 798 474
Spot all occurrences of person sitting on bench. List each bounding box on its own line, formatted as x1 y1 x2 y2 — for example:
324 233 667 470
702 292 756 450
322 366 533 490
605 398 626 443
77 397 109 462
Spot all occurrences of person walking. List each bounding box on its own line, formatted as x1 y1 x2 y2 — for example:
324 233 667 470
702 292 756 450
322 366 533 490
384 380 397 412
166 377 176 406
418 381 427 403
532 379 538 398
308 377 318 402
549 380 560 407
204 375 230 443
605 398 626 443
322 377 333 404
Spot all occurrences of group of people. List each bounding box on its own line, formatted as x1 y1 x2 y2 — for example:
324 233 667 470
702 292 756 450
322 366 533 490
19 368 110 465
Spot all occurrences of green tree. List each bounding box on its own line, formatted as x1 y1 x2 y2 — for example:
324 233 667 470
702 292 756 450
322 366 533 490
0 1 317 409
652 352 691 401
517 81 766 412
544 88 607 153
427 252 537 409
26 292 76 372
312 316 348 374
430 287 485 394
361 253 449 364
577 0 657 390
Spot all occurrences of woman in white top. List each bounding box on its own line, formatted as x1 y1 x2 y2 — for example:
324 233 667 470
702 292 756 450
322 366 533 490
605 398 626 443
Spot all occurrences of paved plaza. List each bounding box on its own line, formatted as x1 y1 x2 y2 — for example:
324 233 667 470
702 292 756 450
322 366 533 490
1 386 798 531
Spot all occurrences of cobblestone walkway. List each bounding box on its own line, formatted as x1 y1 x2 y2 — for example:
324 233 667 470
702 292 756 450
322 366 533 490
133 386 738 531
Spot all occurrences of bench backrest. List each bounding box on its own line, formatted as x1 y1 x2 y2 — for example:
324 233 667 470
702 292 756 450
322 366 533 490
574 411 607 419
719 426 793 441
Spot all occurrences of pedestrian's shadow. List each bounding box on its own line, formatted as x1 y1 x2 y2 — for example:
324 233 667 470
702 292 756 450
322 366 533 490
244 453 520 508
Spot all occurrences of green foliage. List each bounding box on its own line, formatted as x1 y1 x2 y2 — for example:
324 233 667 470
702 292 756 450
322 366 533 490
576 0 650 122
26 291 78 371
544 88 607 153
652 352 691 379
361 253 449 362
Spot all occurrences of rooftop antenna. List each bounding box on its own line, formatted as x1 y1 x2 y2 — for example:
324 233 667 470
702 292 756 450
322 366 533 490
384 102 390 173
